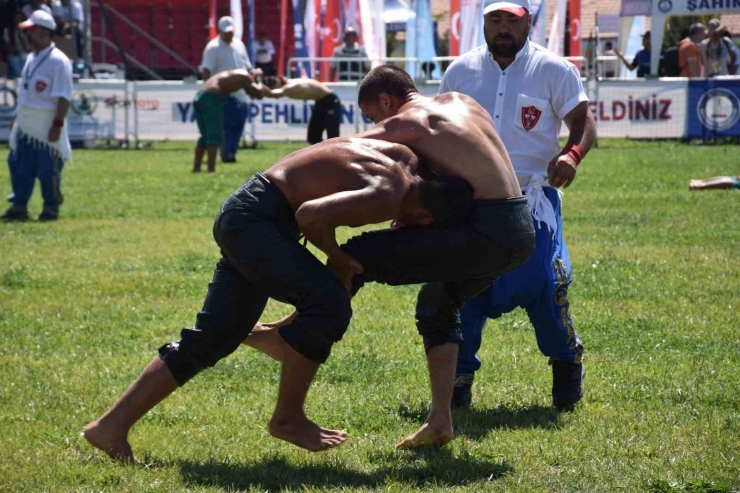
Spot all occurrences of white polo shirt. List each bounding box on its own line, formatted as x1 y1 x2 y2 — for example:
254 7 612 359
13 43 73 161
201 37 253 74
201 37 253 101
52 0 85 30
440 40 588 180
18 43 73 110
440 40 588 234
254 39 275 64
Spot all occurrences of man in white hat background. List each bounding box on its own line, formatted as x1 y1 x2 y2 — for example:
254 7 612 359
200 16 261 164
2 10 72 222
439 0 596 410
701 19 737 77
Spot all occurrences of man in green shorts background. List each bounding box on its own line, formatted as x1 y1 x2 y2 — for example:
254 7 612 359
193 69 263 173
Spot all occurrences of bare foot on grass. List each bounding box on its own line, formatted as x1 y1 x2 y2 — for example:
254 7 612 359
269 414 347 451
395 422 453 450
83 420 136 464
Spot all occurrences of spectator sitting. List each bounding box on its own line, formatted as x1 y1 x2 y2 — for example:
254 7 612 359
679 23 706 77
689 176 740 191
22 0 52 18
254 32 276 76
52 0 84 59
603 41 618 78
330 27 368 81
614 32 652 77
701 19 737 76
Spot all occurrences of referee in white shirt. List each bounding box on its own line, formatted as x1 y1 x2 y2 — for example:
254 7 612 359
440 0 596 410
200 16 259 163
3 10 72 222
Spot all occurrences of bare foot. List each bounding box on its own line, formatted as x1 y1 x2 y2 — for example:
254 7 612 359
269 414 348 452
83 420 136 464
244 324 289 362
395 422 453 450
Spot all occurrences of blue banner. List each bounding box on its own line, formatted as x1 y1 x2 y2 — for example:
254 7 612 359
292 0 312 77
405 0 440 79
688 79 740 139
247 0 256 64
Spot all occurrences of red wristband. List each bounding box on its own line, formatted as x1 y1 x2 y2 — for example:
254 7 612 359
561 144 584 166
52 118 64 128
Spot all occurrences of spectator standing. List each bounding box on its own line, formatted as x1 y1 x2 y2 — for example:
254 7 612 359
201 16 258 163
52 0 84 59
602 41 618 78
719 28 740 74
330 27 368 81
439 0 595 410
22 0 52 18
679 23 706 77
7 10 32 79
702 19 737 76
614 32 652 77
254 32 276 76
2 11 72 222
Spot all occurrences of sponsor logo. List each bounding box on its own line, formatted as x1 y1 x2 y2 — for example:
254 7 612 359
687 0 740 12
588 97 673 121
35 80 47 93
658 0 672 13
521 105 542 131
71 91 98 116
172 101 368 125
697 88 740 132
0 86 18 116
134 99 160 110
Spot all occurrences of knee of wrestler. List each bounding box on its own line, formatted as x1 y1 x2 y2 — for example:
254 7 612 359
415 283 463 352
281 281 352 363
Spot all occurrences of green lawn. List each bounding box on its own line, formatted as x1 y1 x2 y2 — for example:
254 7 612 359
0 141 738 492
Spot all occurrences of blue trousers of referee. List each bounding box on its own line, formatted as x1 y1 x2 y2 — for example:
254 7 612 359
457 187 583 376
221 96 248 161
7 134 64 210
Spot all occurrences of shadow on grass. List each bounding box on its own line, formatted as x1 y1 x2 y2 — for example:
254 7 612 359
179 448 511 489
398 403 562 440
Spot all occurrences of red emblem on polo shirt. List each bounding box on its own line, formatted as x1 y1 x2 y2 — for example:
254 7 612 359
521 105 542 131
35 80 48 93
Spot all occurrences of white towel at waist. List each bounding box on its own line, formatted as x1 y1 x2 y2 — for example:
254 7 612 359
516 172 562 238
9 105 72 162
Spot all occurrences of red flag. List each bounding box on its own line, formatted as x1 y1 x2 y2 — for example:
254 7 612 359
209 0 217 39
568 0 581 67
278 0 289 76
320 0 342 82
450 0 461 56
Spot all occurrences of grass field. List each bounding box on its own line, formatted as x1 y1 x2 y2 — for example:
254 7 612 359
0 141 738 492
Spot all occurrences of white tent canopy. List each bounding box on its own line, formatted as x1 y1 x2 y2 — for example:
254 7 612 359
384 0 413 25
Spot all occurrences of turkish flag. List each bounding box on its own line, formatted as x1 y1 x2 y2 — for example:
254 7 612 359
568 0 581 69
320 0 342 82
449 0 461 56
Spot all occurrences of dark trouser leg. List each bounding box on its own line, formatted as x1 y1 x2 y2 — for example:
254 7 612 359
159 256 271 385
7 136 37 207
37 149 64 210
325 97 341 139
221 97 245 159
307 103 325 144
